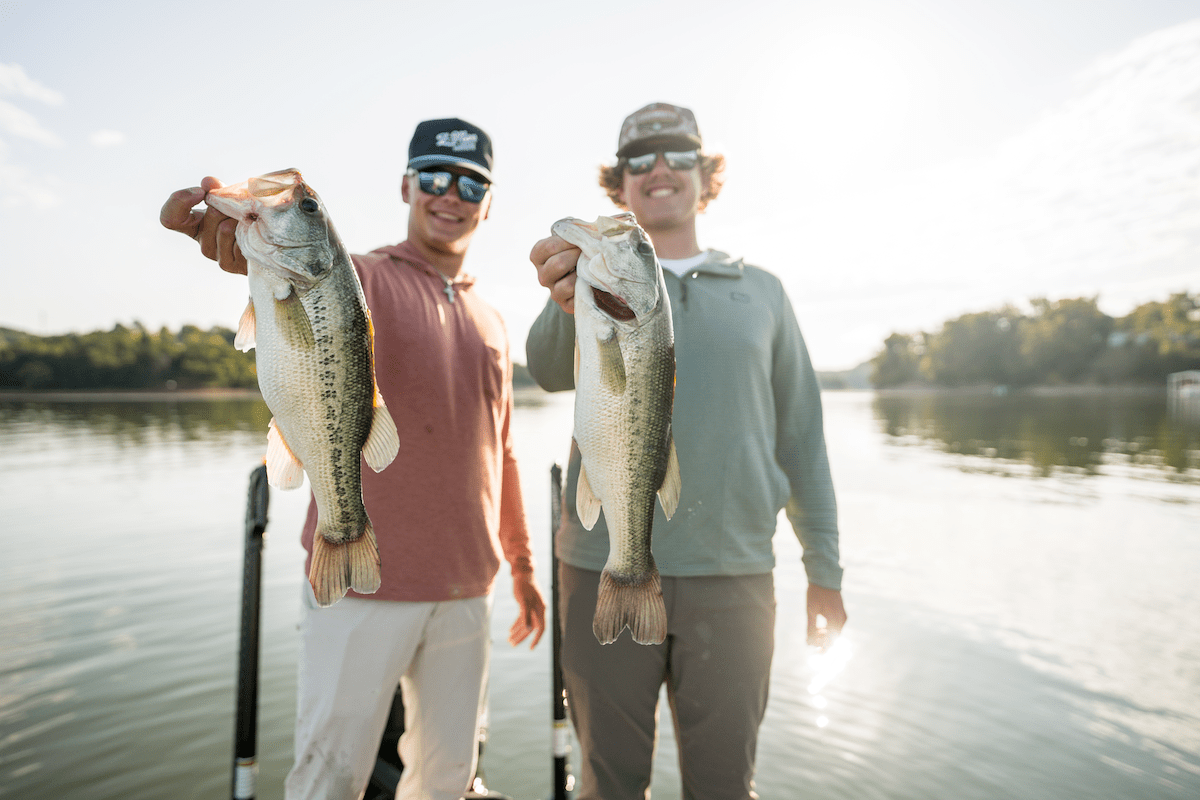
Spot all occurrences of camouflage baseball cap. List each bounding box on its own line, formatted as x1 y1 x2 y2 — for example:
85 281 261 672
616 102 703 158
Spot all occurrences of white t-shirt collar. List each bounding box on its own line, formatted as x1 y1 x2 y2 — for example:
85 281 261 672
658 251 709 277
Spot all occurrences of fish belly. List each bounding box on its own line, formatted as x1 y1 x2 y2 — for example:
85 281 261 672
250 265 380 603
574 317 674 644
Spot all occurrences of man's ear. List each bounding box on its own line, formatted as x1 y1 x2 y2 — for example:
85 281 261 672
400 174 411 205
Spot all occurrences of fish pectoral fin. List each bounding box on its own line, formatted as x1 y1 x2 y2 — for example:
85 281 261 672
275 288 316 349
265 418 306 490
234 298 256 352
362 392 399 472
657 436 682 520
597 333 626 395
575 461 602 530
309 523 381 607
593 567 666 646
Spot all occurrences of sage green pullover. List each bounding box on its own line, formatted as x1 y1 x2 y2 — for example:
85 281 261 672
525 250 843 590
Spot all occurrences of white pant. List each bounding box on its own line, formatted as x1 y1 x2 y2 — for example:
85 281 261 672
285 584 493 800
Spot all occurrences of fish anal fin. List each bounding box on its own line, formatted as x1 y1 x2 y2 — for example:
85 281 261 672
575 461 602 530
657 436 681 520
276 288 316 349
235 298 256 352
266 418 305 489
309 523 381 607
597 332 626 395
363 393 399 472
593 567 666 645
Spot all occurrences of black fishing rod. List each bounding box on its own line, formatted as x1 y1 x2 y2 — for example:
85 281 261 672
232 464 269 800
549 463 574 800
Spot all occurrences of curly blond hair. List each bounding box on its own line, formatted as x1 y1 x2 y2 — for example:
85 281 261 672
598 152 726 212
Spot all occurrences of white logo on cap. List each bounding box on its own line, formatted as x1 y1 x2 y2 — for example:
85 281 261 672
435 130 478 152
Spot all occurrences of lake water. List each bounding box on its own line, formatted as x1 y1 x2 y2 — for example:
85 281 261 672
1 389 1198 799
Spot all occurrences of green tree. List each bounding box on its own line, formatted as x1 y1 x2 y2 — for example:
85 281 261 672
920 308 1024 386
1019 297 1112 384
871 332 923 388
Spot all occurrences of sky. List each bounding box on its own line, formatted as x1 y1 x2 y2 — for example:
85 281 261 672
2 0 1199 371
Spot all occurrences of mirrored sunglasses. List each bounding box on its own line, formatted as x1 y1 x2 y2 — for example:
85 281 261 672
625 149 700 175
412 170 490 203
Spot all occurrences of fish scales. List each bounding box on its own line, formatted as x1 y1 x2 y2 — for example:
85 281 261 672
257 264 372 541
554 213 680 646
207 169 399 607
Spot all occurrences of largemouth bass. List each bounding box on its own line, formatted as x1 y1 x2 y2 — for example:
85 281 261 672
553 213 680 645
206 168 399 607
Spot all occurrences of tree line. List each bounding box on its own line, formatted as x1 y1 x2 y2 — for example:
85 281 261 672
0 323 257 391
871 292 1200 389
0 322 540 392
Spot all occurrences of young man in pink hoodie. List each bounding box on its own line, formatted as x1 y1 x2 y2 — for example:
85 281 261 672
161 118 546 800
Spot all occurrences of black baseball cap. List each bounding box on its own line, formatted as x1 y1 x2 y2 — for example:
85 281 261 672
407 118 494 182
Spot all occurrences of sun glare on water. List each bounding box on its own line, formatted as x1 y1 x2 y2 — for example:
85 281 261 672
806 635 854 728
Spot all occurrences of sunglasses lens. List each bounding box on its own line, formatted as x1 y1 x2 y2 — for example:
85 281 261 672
416 171 489 203
625 150 699 174
665 150 699 170
456 175 489 203
626 152 657 174
418 171 451 196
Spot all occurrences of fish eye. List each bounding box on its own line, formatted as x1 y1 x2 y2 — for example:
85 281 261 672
300 197 319 214
637 240 655 257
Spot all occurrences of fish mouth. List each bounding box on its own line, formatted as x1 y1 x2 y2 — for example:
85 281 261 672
592 287 636 322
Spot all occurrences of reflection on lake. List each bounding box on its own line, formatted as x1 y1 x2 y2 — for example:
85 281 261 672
1 390 1197 799
873 390 1200 480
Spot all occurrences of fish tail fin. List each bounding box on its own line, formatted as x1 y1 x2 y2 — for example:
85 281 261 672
309 523 381 607
593 567 666 646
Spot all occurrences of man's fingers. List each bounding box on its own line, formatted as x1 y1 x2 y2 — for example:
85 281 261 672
530 233 576 267
159 187 207 236
532 237 581 287
161 178 245 272
214 217 246 275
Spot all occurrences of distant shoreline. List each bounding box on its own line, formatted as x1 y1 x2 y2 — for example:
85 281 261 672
0 383 1169 403
0 388 263 403
871 383 1167 397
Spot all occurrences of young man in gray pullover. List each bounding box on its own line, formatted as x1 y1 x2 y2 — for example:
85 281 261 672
526 102 847 800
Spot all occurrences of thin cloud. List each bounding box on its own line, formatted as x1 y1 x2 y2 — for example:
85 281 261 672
0 161 61 210
0 64 65 207
0 98 62 146
90 129 126 148
0 63 64 105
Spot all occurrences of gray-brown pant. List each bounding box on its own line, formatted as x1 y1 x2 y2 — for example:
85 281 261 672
559 564 776 800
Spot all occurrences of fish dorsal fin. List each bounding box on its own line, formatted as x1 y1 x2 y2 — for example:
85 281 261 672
575 459 602 530
275 288 316 349
597 331 626 395
235 299 256 352
265 418 306 490
363 392 399 472
657 434 681 520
